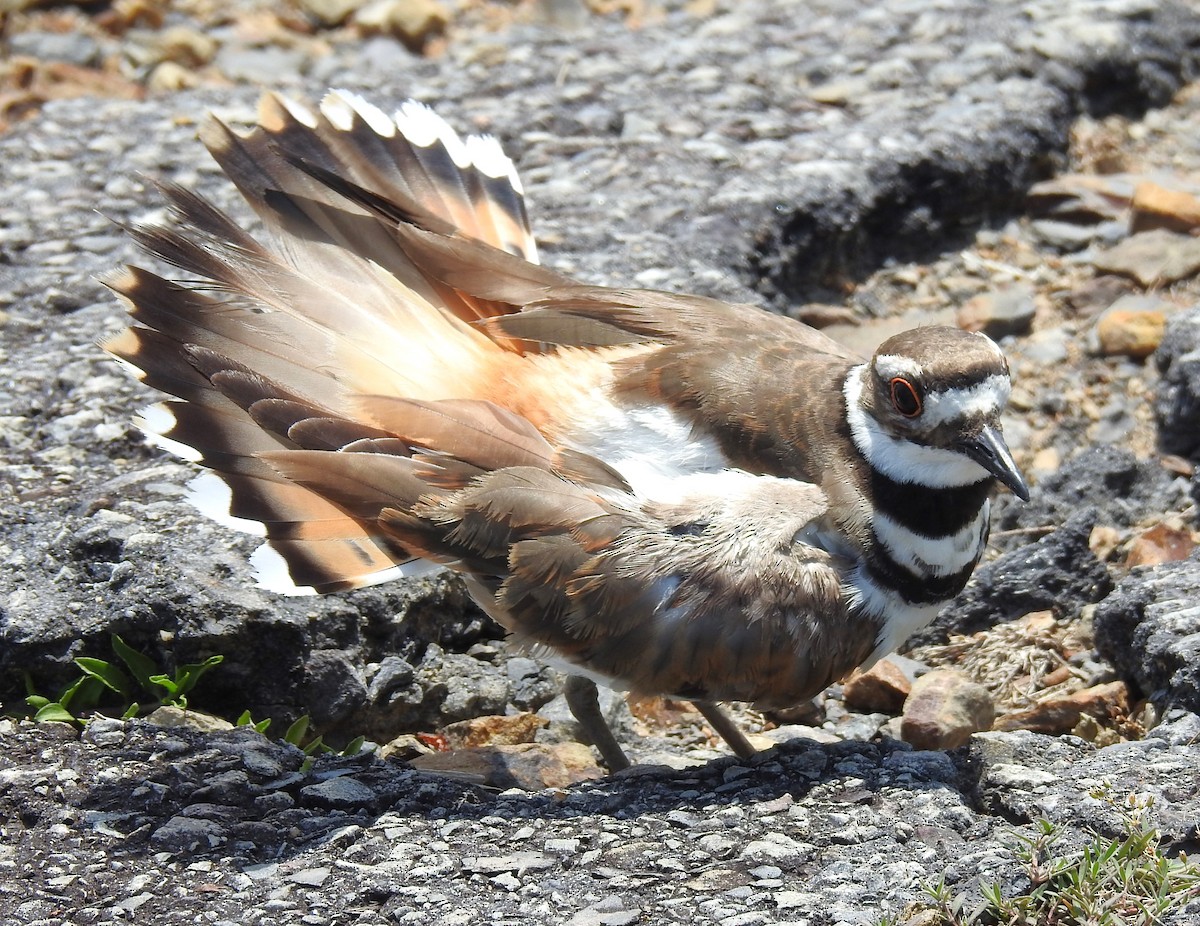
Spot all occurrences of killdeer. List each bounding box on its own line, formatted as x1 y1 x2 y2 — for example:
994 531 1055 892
105 90 1029 770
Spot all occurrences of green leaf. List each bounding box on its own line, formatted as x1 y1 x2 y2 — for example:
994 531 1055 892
21 671 39 698
284 715 310 746
121 702 141 720
162 655 224 706
234 710 272 734
74 657 134 699
56 676 84 710
112 634 160 691
342 736 367 757
70 677 108 713
25 695 50 710
34 702 78 724
147 674 180 698
302 735 327 757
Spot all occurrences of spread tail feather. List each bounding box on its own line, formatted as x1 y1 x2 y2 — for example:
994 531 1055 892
105 90 580 592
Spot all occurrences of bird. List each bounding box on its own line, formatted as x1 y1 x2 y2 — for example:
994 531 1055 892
104 89 1029 771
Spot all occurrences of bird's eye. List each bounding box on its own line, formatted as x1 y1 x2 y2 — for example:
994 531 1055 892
889 378 922 417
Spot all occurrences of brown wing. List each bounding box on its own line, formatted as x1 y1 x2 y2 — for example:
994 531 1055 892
498 475 879 707
266 430 875 704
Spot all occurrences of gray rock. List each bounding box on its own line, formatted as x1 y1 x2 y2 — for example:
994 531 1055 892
1093 554 1200 713
1154 304 1200 459
1147 709 1200 746
4 714 1198 924
366 654 415 701
151 815 227 851
8 30 105 67
1029 217 1108 250
738 833 815 867
972 731 1200 879
915 508 1112 644
956 283 1037 338
506 657 561 712
536 685 636 750
1012 326 1071 364
81 716 128 748
993 445 1190 546
299 776 379 810
212 43 311 85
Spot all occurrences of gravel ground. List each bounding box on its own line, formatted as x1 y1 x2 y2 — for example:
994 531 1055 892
2 1 1200 924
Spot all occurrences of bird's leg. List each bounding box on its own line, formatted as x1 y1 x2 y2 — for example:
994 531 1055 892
564 674 631 772
693 701 758 760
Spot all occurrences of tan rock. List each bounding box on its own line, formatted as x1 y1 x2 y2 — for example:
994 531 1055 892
764 699 825 726
144 705 234 733
1015 610 1058 635
1030 446 1061 479
410 743 603 789
354 0 449 49
146 62 201 93
994 702 1078 735
156 26 218 68
1094 304 1167 358
1126 520 1196 567
1093 229 1200 286
1130 181 1200 234
296 0 366 27
442 712 547 748
993 681 1130 734
900 669 994 750
808 78 870 106
1089 524 1122 561
1160 455 1195 478
842 658 912 714
789 304 860 328
1040 664 1075 688
379 733 437 761
1066 680 1131 718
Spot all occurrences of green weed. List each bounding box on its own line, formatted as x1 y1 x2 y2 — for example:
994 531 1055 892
910 791 1200 926
22 633 221 723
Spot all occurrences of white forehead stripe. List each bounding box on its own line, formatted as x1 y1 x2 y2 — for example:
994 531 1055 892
976 330 1006 357
919 374 1011 428
873 354 925 382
